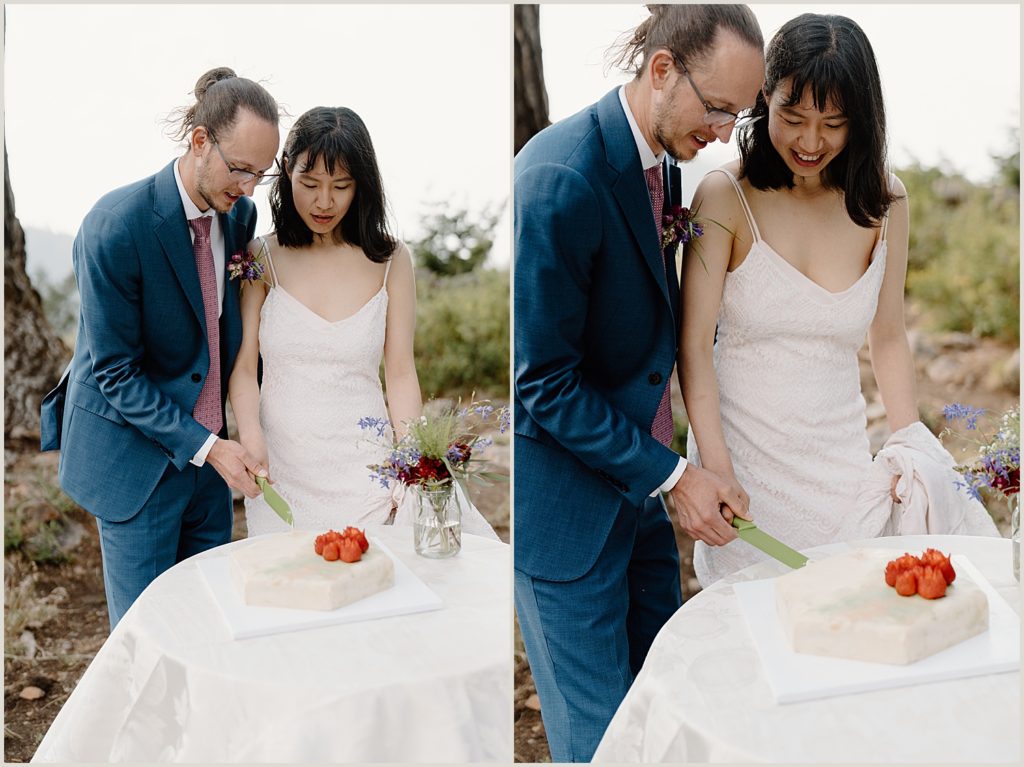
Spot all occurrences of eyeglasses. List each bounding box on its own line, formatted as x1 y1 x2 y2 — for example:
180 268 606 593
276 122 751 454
671 53 756 129
207 131 278 186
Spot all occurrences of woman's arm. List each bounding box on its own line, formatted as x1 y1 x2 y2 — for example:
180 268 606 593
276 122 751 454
227 238 272 472
679 171 747 486
382 242 423 440
867 177 920 433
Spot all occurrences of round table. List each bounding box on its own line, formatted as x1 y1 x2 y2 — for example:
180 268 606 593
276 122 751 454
32 526 511 763
593 535 1020 763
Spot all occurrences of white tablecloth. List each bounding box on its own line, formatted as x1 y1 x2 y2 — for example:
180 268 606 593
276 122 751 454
594 535 1021 763
32 526 511 763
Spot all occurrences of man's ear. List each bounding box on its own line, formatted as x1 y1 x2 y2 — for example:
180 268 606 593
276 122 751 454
190 125 210 157
648 49 677 92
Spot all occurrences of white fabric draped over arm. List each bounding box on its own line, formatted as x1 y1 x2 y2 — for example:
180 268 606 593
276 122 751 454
857 421 1001 537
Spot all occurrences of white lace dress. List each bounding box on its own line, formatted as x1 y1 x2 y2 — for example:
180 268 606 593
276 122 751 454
244 239 499 540
687 170 892 586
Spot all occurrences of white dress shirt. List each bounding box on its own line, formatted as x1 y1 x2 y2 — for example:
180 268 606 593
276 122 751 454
617 86 687 495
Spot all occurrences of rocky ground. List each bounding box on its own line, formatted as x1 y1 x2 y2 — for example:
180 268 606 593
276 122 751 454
513 325 1019 763
3 408 510 763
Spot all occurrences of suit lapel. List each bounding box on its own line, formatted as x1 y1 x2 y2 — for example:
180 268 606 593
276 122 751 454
153 161 206 327
219 208 248 391
219 211 244 329
665 160 682 322
596 90 672 311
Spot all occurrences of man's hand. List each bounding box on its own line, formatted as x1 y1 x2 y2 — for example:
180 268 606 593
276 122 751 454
205 438 266 498
668 465 750 546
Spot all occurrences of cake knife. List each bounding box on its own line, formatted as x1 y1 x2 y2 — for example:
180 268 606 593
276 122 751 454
255 475 294 526
730 517 808 569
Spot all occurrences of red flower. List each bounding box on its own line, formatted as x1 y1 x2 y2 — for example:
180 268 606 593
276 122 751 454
993 467 1020 496
399 456 451 486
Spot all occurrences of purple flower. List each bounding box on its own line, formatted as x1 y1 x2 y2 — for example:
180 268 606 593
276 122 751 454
446 442 472 464
943 403 986 430
954 475 984 502
357 416 391 439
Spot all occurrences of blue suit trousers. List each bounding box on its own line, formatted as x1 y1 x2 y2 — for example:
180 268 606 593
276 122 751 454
515 495 681 762
95 460 232 628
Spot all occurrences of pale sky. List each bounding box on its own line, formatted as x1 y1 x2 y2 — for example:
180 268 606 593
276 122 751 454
4 4 511 264
5 4 1019 266
540 3 1020 203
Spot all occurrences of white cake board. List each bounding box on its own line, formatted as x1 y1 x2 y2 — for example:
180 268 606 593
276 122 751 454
197 537 443 640
733 555 1020 704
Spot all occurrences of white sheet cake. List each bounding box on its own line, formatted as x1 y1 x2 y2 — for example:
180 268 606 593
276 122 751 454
230 530 395 611
775 548 989 665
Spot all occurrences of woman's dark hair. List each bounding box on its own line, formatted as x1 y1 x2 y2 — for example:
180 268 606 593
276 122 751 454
270 106 395 261
609 4 763 77
738 14 898 227
168 67 279 143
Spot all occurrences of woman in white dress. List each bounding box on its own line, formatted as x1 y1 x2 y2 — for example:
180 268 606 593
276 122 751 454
680 14 923 585
229 106 497 539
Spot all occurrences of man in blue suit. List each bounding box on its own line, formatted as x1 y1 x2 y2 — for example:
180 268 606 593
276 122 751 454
40 68 280 629
514 6 765 760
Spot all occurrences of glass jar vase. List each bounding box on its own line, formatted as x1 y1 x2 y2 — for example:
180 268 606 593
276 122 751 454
1010 493 1020 581
413 484 462 558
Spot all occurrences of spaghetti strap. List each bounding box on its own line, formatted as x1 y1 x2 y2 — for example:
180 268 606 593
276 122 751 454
258 236 279 287
878 172 897 243
708 168 761 242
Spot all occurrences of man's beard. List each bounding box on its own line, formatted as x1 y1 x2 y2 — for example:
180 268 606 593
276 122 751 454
196 167 235 214
652 90 694 162
653 122 693 163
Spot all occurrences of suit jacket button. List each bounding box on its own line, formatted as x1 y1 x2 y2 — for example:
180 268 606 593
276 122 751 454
648 372 662 385
191 373 202 383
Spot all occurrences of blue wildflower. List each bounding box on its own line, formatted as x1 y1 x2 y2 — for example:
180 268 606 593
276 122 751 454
943 403 985 430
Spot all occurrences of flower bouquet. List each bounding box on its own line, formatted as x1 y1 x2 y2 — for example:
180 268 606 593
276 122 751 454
942 403 1020 577
359 400 509 557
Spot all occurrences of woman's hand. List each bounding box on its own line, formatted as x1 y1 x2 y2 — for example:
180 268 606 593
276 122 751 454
715 473 751 525
241 435 272 484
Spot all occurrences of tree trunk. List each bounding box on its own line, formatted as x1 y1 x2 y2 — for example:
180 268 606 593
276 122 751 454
4 142 70 443
514 4 550 155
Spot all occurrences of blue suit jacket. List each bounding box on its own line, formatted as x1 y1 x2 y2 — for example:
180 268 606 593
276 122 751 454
514 88 682 581
40 160 254 521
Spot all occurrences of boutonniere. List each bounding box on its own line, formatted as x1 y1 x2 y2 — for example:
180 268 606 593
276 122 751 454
662 202 729 274
227 239 268 284
661 204 704 253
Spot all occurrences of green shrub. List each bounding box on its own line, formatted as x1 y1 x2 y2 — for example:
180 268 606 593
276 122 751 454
900 164 1019 343
413 268 510 399
4 471 82 565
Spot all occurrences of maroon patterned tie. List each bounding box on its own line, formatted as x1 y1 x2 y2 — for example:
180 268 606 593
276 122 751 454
645 164 674 446
188 216 223 434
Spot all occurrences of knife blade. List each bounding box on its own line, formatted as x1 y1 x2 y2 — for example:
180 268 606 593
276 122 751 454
731 517 808 569
255 475 293 526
